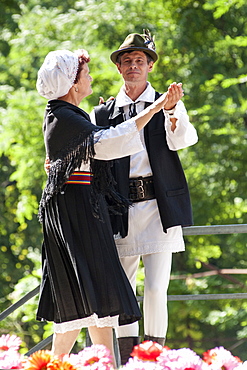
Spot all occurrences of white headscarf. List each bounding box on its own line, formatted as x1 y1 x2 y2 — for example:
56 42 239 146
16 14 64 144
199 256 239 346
36 50 79 100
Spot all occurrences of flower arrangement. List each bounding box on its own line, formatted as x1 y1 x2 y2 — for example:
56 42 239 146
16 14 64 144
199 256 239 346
1 334 247 370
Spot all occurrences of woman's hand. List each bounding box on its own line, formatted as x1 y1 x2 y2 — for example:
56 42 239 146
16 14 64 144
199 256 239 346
134 92 168 131
152 91 169 112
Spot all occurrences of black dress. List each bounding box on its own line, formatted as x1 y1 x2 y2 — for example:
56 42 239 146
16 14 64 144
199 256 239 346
36 100 141 326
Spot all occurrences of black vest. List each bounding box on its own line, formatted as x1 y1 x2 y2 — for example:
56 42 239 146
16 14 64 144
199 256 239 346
94 92 193 237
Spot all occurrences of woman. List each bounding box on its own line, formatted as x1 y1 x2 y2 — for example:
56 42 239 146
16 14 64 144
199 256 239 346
36 48 168 366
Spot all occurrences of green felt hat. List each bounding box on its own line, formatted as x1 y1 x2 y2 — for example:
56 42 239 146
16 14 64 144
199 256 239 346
110 30 158 64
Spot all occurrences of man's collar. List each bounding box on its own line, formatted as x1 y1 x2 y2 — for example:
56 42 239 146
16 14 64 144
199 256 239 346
115 82 155 107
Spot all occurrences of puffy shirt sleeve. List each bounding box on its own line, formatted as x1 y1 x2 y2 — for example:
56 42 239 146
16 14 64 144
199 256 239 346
92 119 144 160
164 100 198 151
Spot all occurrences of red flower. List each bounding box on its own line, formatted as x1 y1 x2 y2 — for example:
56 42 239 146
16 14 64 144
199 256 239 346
163 345 170 351
234 356 242 363
202 349 216 365
130 341 163 362
84 356 100 365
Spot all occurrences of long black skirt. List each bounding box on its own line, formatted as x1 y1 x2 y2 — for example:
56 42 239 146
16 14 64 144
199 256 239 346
36 183 141 326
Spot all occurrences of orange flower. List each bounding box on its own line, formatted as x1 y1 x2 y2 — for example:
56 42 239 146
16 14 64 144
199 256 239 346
47 358 62 370
130 341 163 362
60 360 78 370
24 350 53 370
47 358 77 370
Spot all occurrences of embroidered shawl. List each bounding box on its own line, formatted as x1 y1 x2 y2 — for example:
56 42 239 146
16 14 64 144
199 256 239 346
38 99 130 222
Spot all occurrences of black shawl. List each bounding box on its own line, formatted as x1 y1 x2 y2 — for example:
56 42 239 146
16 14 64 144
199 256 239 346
38 100 130 222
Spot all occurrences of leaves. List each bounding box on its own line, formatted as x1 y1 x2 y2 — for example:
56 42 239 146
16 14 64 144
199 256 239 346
0 0 247 359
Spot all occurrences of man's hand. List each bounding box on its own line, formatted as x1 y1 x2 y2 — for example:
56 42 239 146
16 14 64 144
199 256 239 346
44 155 50 175
164 82 184 110
98 96 115 105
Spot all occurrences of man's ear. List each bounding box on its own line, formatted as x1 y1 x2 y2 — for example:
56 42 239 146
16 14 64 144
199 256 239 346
148 61 154 72
116 63 122 74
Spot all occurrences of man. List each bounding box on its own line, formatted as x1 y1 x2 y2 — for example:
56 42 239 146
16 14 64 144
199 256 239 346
91 30 198 364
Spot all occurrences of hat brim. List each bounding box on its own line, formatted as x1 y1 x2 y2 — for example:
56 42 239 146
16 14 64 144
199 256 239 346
110 46 158 64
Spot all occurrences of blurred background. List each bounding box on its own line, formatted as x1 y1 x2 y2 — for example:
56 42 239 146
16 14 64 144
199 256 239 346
0 0 247 360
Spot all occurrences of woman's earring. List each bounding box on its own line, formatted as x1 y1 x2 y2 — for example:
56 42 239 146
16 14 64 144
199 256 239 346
75 87 78 92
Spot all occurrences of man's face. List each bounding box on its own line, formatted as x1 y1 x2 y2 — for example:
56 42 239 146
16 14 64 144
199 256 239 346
116 51 153 84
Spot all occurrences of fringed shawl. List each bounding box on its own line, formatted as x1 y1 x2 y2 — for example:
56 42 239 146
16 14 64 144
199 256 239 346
38 100 130 222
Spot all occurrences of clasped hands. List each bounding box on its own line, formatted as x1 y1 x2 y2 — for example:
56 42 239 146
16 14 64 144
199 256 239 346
100 82 184 112
164 82 184 110
151 82 184 113
44 83 183 173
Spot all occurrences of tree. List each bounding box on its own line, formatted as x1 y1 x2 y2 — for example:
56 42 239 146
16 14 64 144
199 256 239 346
0 0 246 359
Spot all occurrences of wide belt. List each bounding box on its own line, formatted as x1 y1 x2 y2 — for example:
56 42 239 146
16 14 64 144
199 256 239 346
129 176 155 202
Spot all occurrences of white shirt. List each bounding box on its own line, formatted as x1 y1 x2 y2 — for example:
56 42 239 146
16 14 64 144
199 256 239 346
91 82 198 257
78 119 144 172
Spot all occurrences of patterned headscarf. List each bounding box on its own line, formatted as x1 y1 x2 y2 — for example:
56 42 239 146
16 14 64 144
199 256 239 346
36 50 79 100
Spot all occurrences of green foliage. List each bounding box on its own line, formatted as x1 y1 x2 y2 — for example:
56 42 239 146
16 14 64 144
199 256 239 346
0 0 247 359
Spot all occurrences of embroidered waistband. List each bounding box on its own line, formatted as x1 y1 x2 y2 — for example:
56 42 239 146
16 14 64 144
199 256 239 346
65 171 92 185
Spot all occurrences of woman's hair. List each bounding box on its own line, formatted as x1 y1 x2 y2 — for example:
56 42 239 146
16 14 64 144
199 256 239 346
74 49 91 83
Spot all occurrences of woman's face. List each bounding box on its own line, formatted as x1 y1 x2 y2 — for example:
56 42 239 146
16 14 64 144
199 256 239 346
76 63 93 99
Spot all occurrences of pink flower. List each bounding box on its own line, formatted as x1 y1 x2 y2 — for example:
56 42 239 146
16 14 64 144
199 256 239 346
0 335 22 352
122 357 163 369
65 344 114 369
0 351 23 369
0 335 23 369
0 334 245 370
234 362 247 370
202 346 242 370
157 348 208 370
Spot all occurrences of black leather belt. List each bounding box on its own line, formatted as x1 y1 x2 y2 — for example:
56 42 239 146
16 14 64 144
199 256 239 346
129 176 155 202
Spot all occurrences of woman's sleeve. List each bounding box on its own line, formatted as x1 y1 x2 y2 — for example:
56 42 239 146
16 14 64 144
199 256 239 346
93 119 144 160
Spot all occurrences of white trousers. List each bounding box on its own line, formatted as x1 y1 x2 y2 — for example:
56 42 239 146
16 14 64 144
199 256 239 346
115 251 172 338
